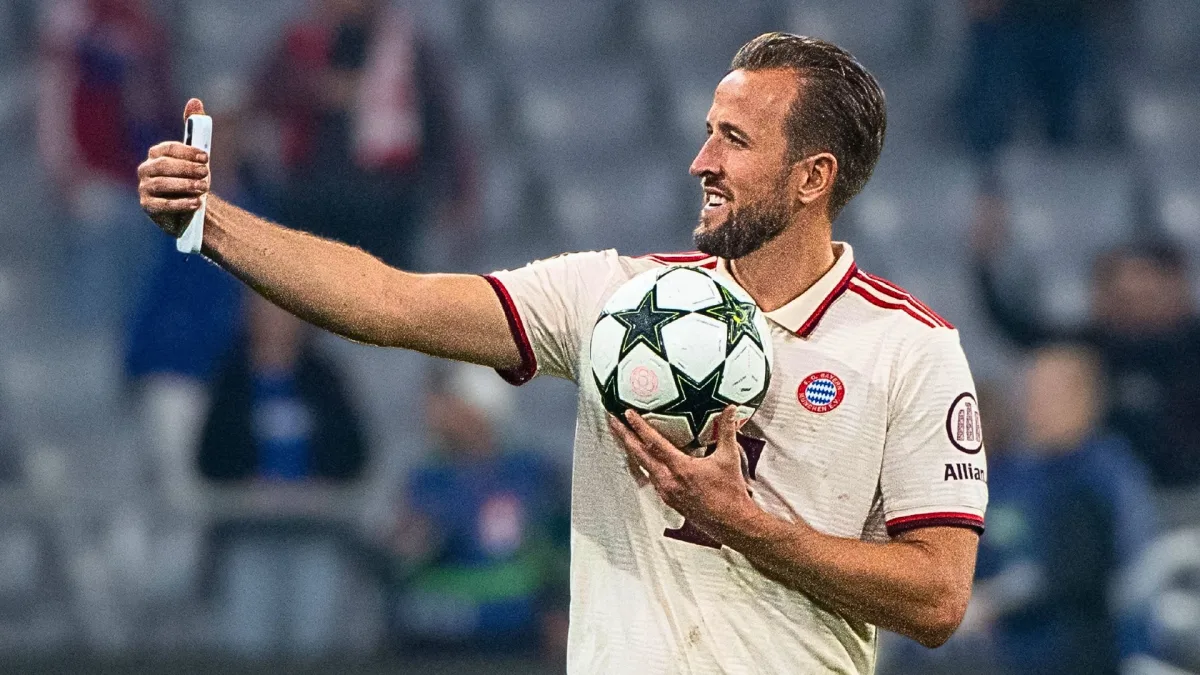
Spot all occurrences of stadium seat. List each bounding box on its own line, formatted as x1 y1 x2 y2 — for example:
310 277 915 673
635 0 776 80
174 0 309 91
1123 86 1200 166
1135 0 1200 76
1149 161 1200 290
996 148 1135 326
454 60 504 144
542 157 690 253
412 0 472 52
844 147 980 259
786 0 913 71
484 0 623 61
509 62 655 162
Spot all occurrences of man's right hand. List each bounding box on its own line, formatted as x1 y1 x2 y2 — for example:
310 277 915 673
131 99 521 372
137 98 210 237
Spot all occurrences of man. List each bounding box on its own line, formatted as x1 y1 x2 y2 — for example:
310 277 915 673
971 345 1156 674
138 33 986 674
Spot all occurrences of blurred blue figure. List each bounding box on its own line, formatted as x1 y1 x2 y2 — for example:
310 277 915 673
971 345 1157 674
960 0 1097 159
125 78 278 504
198 292 367 483
202 292 368 657
387 363 569 661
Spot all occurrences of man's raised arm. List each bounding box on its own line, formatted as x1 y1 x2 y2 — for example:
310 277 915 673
137 99 520 370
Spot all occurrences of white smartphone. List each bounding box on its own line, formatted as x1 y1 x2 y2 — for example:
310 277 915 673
176 114 212 254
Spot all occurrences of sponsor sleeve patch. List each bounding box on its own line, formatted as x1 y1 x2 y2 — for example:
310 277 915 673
945 392 984 454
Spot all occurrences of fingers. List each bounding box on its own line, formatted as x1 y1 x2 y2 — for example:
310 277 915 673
147 141 208 163
608 415 663 482
139 156 209 180
141 196 202 215
183 97 206 119
140 176 208 197
624 410 681 466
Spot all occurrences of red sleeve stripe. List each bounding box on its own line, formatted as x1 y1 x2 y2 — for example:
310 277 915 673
856 271 954 329
795 262 858 337
886 512 985 536
848 279 938 329
482 275 537 386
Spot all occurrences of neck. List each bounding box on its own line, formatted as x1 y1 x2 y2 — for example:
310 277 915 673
728 215 836 312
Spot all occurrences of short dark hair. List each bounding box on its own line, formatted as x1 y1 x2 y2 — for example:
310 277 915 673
730 32 887 218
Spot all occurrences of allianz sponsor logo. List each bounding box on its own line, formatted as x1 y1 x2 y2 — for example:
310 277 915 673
943 462 985 482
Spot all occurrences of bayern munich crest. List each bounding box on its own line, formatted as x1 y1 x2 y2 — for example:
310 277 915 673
798 372 845 414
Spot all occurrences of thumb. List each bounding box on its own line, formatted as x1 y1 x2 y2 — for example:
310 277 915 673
183 97 206 120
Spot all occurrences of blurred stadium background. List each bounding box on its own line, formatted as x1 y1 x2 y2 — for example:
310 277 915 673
0 0 1199 673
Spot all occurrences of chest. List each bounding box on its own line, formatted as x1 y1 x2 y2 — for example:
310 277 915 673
737 326 895 527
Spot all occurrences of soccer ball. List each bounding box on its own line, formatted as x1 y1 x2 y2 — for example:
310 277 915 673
590 266 773 452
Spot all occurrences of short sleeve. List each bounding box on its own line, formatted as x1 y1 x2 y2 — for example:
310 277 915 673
880 329 988 537
484 250 625 385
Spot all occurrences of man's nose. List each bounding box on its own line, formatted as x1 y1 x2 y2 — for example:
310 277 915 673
690 137 719 177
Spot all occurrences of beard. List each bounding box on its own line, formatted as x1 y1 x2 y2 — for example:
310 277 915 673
693 189 790 260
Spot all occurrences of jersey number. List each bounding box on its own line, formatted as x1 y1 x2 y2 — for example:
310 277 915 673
663 434 765 549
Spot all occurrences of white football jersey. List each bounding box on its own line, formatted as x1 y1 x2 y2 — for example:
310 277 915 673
485 243 988 674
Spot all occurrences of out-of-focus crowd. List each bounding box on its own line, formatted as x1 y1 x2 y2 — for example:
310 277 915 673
0 0 1198 673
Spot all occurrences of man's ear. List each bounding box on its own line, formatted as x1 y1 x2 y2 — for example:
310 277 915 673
794 152 837 207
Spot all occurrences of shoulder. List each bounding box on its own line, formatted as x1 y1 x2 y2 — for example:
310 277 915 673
843 268 956 332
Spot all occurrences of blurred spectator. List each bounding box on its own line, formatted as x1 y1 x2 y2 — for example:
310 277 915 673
971 192 1200 488
968 344 1157 675
201 293 368 657
199 292 367 482
385 363 569 661
259 0 477 270
959 0 1108 159
125 77 282 506
36 0 175 325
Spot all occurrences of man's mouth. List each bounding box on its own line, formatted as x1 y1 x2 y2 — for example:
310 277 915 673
703 187 731 211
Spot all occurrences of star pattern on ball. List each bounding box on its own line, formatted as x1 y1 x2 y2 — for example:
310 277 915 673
699 283 764 352
609 288 687 359
596 370 625 418
661 367 737 443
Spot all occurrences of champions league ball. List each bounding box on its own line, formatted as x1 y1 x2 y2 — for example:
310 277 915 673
590 266 773 452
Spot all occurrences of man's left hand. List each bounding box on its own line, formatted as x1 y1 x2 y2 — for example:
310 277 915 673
608 406 760 543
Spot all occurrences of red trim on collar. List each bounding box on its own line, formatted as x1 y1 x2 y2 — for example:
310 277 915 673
640 251 719 269
795 262 859 337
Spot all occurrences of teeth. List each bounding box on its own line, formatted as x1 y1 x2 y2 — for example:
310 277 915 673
705 194 727 207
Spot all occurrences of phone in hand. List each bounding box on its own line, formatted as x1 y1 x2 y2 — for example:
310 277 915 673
176 114 212 254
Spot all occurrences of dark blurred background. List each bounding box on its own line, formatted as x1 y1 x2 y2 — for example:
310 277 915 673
0 0 1198 673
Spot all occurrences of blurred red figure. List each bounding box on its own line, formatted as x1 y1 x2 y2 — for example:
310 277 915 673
258 0 477 269
38 0 173 191
37 0 175 325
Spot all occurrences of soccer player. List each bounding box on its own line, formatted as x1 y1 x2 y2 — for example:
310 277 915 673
138 33 986 674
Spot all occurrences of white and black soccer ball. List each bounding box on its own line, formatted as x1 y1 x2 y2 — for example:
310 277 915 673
590 266 773 452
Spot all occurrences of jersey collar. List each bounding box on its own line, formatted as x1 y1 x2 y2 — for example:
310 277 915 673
715 242 858 337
